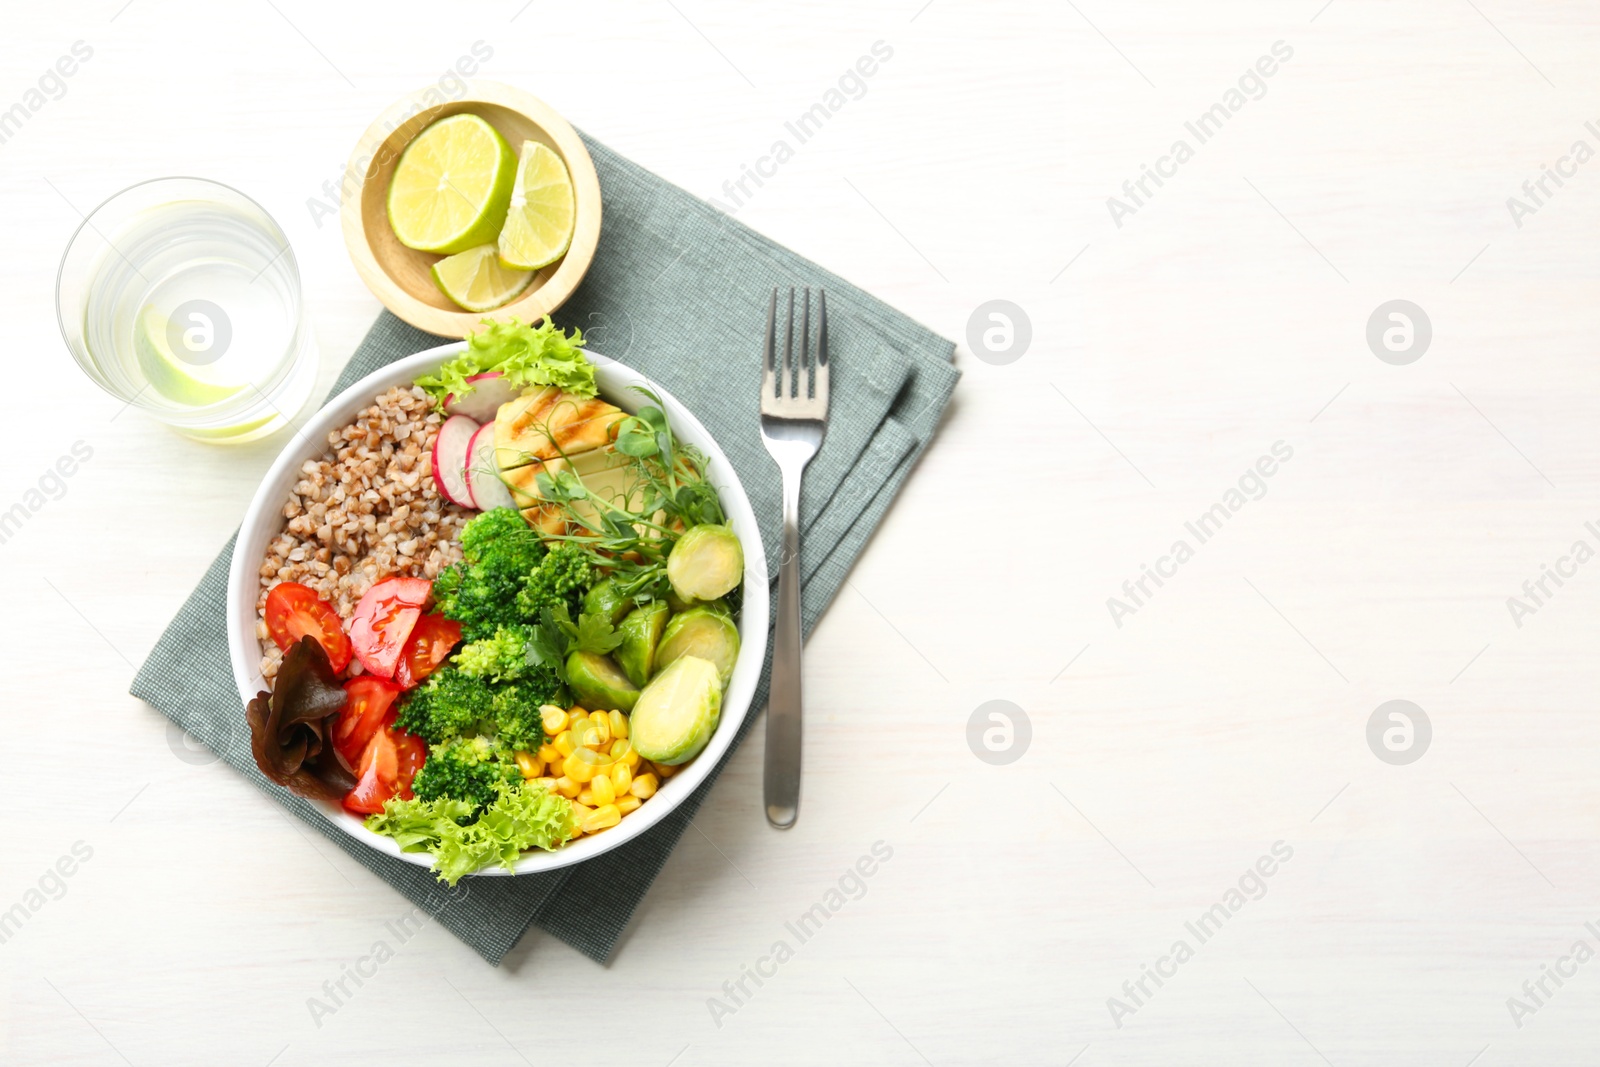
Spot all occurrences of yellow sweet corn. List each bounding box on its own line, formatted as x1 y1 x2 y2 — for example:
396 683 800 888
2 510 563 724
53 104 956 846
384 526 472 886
538 744 562 766
655 761 680 778
617 795 642 814
610 763 632 795
553 730 576 757
591 772 616 807
578 789 595 807
514 751 542 779
630 773 658 799
540 705 568 734
609 709 629 739
590 718 610 747
611 739 639 769
563 747 604 783
583 805 621 832
535 777 559 792
555 776 580 799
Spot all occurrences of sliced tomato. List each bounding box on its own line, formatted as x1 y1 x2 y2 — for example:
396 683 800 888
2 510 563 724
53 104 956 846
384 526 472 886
347 577 432 679
333 676 403 766
395 613 463 689
264 582 352 672
343 717 427 814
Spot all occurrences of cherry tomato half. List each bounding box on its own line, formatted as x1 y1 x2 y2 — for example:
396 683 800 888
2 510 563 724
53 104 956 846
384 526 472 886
333 676 403 767
395 613 463 690
343 717 427 814
347 576 432 679
263 582 352 672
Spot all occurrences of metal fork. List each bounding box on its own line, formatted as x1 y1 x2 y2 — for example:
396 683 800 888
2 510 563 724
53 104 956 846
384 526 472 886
759 287 830 829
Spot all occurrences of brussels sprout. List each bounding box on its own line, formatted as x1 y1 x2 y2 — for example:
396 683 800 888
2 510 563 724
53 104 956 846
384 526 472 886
666 524 744 603
582 578 633 627
565 650 639 712
629 655 723 765
655 607 740 688
616 600 670 687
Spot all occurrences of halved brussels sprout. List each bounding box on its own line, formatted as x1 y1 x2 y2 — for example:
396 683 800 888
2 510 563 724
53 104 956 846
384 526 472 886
655 607 740 688
582 578 633 627
667 524 744 603
565 650 639 712
629 655 723 766
617 600 670 687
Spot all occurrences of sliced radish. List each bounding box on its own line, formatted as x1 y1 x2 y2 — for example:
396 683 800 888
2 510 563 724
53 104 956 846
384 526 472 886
466 423 517 512
444 372 521 423
430 414 480 508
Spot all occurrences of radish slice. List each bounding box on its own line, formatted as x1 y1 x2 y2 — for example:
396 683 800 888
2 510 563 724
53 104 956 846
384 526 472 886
466 423 517 511
444 372 521 423
431 414 480 508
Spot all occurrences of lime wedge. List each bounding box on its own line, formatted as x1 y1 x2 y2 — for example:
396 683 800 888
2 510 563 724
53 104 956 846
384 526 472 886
497 141 575 271
133 305 246 406
431 243 535 312
387 114 516 254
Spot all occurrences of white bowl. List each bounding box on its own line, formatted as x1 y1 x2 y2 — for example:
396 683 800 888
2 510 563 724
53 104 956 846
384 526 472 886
226 342 768 876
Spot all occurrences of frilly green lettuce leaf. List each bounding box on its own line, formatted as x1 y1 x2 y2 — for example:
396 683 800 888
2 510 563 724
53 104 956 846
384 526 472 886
414 317 596 409
364 778 576 885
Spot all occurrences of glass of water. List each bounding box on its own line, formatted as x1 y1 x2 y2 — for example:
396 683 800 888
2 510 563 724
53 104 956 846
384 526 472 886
56 177 318 443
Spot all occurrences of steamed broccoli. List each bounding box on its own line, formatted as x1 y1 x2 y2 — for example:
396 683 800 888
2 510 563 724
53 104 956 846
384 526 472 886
411 736 519 811
455 624 538 683
397 661 561 753
395 669 497 744
434 509 548 640
516 542 594 618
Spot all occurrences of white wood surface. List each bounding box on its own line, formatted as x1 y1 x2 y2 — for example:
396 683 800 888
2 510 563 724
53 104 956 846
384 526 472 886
4 1 1599 1063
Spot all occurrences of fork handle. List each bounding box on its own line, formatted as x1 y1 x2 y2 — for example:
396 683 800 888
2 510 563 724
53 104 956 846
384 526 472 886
764 464 805 828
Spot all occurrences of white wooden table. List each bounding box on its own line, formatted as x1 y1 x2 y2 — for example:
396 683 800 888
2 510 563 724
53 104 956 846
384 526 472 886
4 1 1598 1063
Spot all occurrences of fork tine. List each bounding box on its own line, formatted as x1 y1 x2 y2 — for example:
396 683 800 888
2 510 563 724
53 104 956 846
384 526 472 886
814 289 829 402
782 287 796 398
762 288 777 398
799 288 812 399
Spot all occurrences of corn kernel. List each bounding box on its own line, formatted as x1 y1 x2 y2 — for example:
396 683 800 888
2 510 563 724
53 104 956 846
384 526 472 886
563 747 604 783
535 777 559 791
514 751 541 779
568 712 591 734
655 761 681 778
569 706 589 719
538 744 562 765
590 718 610 746
616 795 642 814
630 773 658 799
555 776 580 799
578 789 595 807
611 763 632 794
609 709 629 739
554 730 576 757
591 773 616 806
583 805 622 833
540 705 568 734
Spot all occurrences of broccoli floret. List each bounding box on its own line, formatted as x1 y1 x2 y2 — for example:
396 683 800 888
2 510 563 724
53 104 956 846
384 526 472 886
395 669 497 744
435 509 548 640
459 506 538 564
490 679 560 752
455 624 538 682
395 661 562 752
516 542 594 618
411 736 519 811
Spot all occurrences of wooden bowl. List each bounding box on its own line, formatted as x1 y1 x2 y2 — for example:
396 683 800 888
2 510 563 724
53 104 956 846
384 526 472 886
340 81 601 338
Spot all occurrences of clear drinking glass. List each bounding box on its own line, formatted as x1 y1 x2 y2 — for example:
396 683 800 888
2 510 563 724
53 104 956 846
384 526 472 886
56 177 318 443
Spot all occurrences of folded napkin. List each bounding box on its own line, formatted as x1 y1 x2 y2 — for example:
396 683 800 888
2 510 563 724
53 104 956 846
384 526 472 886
131 132 958 965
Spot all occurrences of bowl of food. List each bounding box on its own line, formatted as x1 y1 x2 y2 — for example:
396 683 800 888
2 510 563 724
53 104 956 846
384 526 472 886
341 82 602 337
226 319 766 882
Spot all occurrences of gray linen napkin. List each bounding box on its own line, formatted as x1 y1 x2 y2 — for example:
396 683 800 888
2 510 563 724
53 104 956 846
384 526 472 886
130 133 958 965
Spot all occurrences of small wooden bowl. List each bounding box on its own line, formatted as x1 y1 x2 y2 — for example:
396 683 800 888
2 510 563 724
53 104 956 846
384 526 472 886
340 81 601 338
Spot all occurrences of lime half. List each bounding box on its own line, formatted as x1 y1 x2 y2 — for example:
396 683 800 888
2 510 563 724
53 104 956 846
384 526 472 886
431 243 535 312
388 114 516 255
497 141 576 271
134 305 246 406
